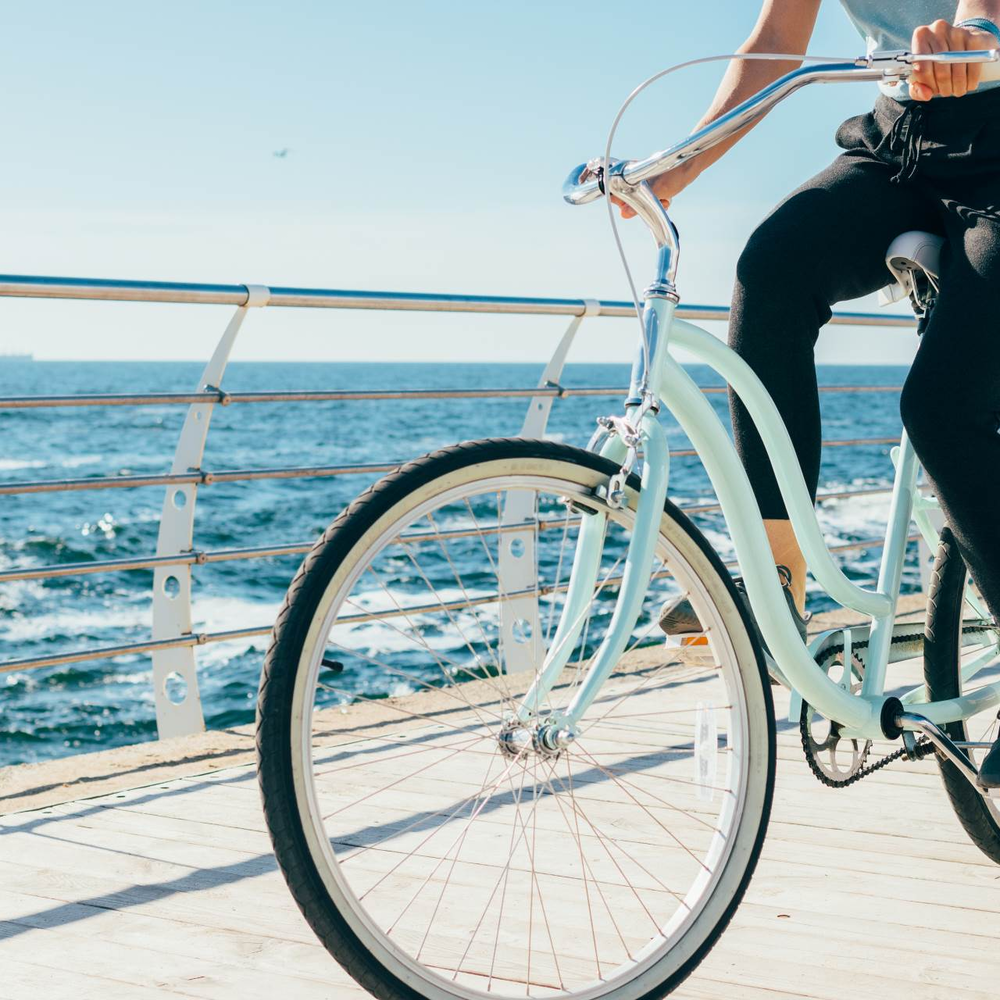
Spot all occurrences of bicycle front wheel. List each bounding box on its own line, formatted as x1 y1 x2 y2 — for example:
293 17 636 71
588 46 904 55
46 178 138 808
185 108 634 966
257 438 774 1000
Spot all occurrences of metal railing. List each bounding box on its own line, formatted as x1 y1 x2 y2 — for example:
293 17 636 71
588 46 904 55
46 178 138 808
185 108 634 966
0 274 915 739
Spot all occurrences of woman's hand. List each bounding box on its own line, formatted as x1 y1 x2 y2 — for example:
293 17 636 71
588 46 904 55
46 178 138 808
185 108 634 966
910 19 1000 101
611 162 696 219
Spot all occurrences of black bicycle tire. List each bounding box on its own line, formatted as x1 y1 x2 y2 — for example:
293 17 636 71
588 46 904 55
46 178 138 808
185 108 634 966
923 526 1000 865
256 437 776 1000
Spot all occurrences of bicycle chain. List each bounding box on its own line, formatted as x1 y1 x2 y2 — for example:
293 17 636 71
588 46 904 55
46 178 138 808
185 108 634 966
807 735 938 788
798 626 979 789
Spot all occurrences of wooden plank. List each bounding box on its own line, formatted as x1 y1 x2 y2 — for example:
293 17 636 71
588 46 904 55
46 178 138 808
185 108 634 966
0 885 326 979
0 953 206 1000
0 916 365 1000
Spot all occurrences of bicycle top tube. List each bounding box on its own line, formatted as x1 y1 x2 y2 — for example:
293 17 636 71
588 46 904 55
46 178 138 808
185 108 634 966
563 49 1000 207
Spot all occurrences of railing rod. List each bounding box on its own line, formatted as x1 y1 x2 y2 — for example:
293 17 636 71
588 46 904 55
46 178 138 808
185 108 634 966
0 383 905 410
669 437 898 461
715 385 903 395
0 440 902 497
0 463 398 495
825 534 920 555
822 437 899 449
0 483 901 585
0 542 317 583
0 470 206 495
0 551 200 582
681 485 893 516
0 521 559 583
0 634 206 674
0 388 571 409
0 275 917 328
0 629 273 675
0 534 921 675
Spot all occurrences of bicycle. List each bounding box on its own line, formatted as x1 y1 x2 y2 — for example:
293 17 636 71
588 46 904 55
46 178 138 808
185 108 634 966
256 49 1000 1000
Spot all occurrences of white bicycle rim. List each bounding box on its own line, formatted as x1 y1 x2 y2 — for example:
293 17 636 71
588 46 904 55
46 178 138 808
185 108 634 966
286 458 771 999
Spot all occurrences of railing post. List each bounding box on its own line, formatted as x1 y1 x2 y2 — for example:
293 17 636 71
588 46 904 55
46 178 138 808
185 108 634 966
150 284 270 738
498 302 599 674
914 480 944 593
517 299 599 438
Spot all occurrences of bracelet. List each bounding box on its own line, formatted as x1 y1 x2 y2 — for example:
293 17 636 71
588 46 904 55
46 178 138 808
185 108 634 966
955 17 1000 43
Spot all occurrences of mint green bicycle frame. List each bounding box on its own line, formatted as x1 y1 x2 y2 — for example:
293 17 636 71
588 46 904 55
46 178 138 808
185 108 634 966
521 49 1000 746
518 286 1000 744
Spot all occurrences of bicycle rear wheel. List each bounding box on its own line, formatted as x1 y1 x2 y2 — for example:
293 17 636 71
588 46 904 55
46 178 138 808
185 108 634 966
924 526 1000 864
257 438 774 999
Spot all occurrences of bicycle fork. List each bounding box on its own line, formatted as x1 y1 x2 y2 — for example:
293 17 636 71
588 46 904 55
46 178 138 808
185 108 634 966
516 299 675 745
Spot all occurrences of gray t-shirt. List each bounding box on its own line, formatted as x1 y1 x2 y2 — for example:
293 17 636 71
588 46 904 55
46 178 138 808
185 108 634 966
839 0 999 97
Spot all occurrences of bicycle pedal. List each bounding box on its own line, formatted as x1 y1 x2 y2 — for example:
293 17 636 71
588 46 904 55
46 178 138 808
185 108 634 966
897 710 1000 799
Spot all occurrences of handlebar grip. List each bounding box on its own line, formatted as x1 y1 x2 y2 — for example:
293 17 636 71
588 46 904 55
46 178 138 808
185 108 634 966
979 56 1000 82
912 48 1000 81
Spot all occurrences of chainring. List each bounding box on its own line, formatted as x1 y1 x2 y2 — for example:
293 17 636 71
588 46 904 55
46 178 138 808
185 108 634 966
800 644 872 786
798 624 992 788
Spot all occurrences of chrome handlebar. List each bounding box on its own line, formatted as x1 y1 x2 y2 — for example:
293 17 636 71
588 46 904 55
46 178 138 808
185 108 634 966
564 50 1000 207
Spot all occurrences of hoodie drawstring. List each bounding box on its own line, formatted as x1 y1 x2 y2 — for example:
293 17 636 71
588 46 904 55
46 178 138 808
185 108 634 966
889 102 926 184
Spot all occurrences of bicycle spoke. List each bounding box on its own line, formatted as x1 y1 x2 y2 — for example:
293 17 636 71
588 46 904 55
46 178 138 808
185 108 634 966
544 756 634 965
545 513 573 645
423 508 519 708
340 755 509 869
322 743 475 822
481 765 532 988
540 761 664 934
314 732 488 779
399 534 516 710
544 760 688 908
325 636 505 725
351 567 505 729
388 750 521 937
448 761 545 986
316 679 496 739
570 743 718 852
527 755 565 993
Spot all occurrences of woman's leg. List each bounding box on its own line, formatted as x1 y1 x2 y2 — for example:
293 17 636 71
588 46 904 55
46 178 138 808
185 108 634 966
728 154 934 611
763 519 807 610
900 200 1000 621
904 186 1000 787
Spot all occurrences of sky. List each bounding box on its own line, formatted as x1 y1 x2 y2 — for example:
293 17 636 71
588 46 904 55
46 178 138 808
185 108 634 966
0 1 921 364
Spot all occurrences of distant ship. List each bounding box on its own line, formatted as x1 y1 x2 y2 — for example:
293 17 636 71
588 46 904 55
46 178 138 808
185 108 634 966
0 352 32 361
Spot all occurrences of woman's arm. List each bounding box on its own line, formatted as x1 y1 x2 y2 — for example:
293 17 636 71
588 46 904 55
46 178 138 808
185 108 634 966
617 0 820 218
909 2 1000 101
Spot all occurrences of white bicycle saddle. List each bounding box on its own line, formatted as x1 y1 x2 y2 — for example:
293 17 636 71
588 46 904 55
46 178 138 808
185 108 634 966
879 230 944 306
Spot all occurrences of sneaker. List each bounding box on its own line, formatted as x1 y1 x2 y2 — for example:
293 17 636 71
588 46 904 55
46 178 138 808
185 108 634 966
658 564 810 652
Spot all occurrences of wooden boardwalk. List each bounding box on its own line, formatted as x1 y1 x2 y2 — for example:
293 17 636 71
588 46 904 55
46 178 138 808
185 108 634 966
3 665 1000 999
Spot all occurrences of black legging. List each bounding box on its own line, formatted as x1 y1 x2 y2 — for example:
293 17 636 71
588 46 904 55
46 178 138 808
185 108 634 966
729 86 1000 619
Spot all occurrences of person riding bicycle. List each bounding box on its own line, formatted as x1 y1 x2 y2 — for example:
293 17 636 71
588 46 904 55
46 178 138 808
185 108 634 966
635 2 1000 784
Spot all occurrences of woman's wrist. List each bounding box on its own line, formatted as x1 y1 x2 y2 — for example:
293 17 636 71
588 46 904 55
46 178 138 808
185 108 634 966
651 159 698 200
955 17 1000 43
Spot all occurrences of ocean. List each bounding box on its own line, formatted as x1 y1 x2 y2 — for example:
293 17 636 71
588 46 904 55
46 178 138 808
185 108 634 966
0 360 912 767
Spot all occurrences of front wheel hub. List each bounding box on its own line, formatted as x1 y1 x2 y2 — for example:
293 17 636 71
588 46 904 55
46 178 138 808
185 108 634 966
498 723 533 759
534 721 576 757
498 718 576 759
